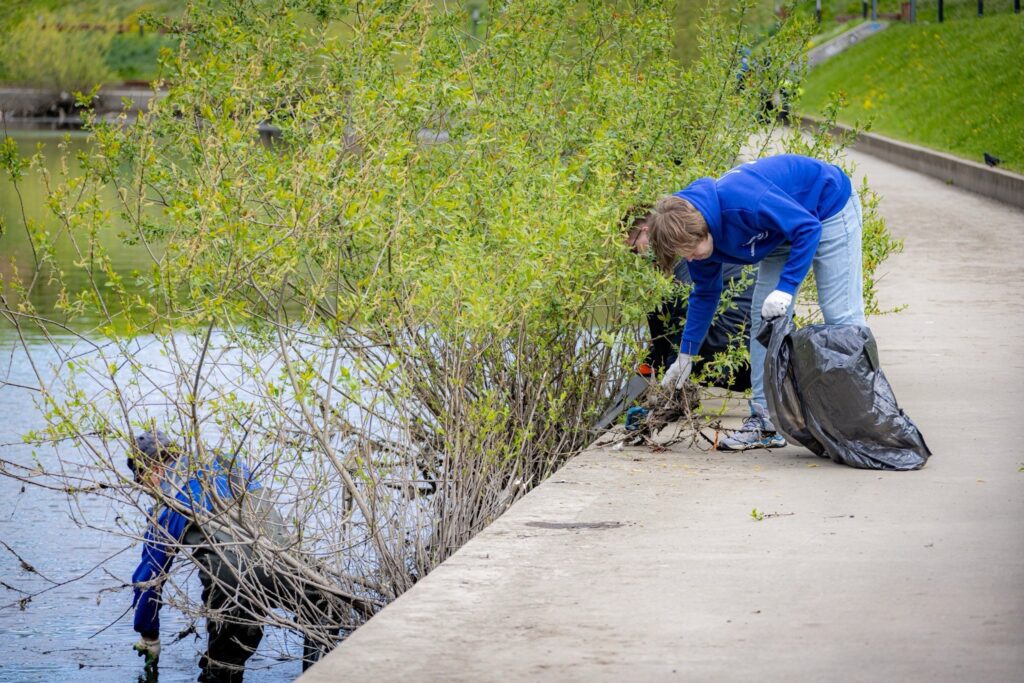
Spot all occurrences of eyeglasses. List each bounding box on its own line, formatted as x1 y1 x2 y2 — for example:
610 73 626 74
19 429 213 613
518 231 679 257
627 225 649 253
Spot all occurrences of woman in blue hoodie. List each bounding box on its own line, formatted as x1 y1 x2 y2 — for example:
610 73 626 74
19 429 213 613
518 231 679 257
648 154 865 451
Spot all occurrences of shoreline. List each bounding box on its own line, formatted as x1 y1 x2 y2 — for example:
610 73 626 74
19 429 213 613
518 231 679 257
0 85 162 122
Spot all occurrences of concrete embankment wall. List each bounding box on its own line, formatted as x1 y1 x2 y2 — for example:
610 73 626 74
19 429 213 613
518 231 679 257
0 86 161 119
801 117 1024 210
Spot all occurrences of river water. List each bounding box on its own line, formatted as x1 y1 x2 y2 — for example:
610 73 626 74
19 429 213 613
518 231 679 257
0 130 304 682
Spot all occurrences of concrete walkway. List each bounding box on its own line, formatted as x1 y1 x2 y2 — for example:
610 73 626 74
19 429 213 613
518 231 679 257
302 151 1024 682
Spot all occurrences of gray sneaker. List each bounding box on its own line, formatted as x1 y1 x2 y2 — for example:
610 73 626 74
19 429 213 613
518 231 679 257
718 403 787 451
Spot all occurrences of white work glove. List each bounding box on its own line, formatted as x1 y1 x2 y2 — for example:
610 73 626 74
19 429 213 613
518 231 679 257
661 353 693 391
761 290 793 320
133 636 161 664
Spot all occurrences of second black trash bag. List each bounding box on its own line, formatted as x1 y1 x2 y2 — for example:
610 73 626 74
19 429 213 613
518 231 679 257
757 316 931 471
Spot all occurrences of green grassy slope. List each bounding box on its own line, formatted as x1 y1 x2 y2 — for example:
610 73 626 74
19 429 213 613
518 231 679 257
800 13 1024 172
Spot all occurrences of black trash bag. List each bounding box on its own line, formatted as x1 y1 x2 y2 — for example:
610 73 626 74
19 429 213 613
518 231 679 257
757 316 931 471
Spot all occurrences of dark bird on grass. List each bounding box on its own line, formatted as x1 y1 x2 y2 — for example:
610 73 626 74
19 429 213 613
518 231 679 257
984 152 1002 168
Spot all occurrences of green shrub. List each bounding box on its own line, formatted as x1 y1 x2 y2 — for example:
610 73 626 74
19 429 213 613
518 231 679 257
0 11 115 94
800 13 1024 172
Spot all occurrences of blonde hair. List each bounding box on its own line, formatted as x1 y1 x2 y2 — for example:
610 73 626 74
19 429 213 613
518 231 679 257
648 195 708 273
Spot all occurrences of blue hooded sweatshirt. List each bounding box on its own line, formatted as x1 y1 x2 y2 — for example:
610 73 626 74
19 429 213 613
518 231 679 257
675 154 851 356
131 455 260 638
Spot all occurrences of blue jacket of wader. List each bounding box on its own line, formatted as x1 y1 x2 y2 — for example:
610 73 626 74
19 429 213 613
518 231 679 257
675 154 851 357
131 455 261 638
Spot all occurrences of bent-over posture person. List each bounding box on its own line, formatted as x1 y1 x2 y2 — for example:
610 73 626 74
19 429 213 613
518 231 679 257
648 153 866 450
129 430 356 682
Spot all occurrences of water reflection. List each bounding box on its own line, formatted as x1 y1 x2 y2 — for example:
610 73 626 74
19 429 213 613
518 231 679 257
0 129 156 331
0 124 348 679
0 127 433 683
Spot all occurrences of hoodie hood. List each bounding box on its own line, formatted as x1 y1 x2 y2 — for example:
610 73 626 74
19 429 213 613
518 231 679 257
675 177 722 237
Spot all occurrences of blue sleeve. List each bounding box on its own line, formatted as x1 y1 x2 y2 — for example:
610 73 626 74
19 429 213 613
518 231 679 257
757 187 823 296
131 506 189 637
679 261 724 356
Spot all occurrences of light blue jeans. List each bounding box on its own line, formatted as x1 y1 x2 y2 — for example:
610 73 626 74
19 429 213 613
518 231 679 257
750 194 866 413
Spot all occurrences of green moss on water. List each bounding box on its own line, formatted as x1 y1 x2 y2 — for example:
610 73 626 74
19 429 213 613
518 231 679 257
800 13 1024 173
